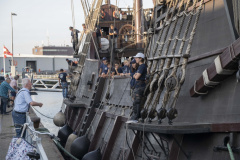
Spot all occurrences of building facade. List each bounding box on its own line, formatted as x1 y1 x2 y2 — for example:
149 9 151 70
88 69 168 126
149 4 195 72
32 46 74 56
0 55 73 73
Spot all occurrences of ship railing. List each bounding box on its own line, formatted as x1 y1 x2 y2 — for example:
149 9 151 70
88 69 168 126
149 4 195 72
25 113 50 160
33 74 58 79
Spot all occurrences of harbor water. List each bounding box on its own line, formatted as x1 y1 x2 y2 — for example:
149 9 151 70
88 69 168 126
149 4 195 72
31 91 63 135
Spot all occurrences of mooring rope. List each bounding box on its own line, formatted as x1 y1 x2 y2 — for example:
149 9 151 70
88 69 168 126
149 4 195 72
31 106 54 119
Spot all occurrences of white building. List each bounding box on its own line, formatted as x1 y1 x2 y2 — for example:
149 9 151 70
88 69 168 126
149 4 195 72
0 54 74 73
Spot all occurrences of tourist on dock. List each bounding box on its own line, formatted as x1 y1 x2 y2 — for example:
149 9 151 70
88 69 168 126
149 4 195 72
99 57 108 77
10 75 19 100
96 24 102 50
58 69 68 99
121 59 131 76
0 78 16 115
66 59 77 67
109 24 118 48
131 53 147 121
69 26 80 54
12 78 43 137
9 73 13 80
113 62 123 76
5 74 9 80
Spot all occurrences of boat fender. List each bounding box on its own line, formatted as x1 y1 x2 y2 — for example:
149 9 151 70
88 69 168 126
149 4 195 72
65 132 78 155
58 124 73 147
53 110 66 127
70 135 90 159
82 148 102 160
30 116 41 128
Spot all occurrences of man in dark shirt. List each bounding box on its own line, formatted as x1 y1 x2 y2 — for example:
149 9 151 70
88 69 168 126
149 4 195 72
69 26 80 53
58 69 68 98
0 78 16 115
66 59 77 67
96 25 102 49
99 57 108 77
113 62 123 75
109 24 118 48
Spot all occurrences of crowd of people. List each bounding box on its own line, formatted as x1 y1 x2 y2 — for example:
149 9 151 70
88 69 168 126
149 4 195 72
98 53 147 122
0 75 43 137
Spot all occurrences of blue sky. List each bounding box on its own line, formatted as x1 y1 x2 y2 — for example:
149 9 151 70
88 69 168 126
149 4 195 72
0 0 153 55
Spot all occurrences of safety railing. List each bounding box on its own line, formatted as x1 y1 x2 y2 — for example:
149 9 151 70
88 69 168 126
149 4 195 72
25 113 49 160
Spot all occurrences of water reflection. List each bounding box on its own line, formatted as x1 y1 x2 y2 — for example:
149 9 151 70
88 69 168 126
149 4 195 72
31 91 63 135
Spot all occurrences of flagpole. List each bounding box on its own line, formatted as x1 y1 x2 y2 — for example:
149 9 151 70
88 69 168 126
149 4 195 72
11 13 17 76
3 45 5 76
3 55 5 76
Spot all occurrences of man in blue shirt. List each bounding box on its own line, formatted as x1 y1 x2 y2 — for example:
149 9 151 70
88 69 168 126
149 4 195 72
66 59 77 67
99 57 108 77
58 69 68 98
12 78 43 137
0 78 16 115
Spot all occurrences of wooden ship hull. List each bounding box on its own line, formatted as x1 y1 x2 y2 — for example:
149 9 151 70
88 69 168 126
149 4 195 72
55 0 240 159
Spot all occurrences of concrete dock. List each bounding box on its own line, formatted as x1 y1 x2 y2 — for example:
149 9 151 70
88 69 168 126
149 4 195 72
0 111 64 160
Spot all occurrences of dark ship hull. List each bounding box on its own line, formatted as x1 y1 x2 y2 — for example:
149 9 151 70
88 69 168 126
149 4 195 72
57 0 240 159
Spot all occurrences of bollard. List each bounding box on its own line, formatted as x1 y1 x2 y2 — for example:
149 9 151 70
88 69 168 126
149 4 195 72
31 116 41 128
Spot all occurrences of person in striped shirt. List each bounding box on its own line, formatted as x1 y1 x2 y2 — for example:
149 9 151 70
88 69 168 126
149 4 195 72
0 78 16 115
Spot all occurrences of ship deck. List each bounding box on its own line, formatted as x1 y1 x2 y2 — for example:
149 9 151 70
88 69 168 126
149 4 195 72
128 121 240 134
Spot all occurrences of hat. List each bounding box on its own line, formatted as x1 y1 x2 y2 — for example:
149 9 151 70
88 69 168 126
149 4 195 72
102 57 107 60
134 53 144 58
130 59 136 64
66 58 69 61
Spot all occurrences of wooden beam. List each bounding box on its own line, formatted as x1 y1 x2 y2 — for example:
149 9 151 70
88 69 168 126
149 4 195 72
190 38 240 97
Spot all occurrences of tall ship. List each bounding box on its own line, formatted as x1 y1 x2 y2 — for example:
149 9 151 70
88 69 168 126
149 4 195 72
52 0 240 159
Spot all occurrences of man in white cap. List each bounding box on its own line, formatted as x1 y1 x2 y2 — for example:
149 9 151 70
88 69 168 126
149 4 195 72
130 53 147 121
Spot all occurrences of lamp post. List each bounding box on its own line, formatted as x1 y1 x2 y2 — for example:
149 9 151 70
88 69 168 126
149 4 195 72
11 12 17 76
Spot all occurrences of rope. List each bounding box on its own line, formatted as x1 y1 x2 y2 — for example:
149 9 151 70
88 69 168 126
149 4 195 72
31 106 54 119
170 0 204 110
90 31 101 61
165 0 203 110
52 139 79 160
227 143 235 160
71 0 76 29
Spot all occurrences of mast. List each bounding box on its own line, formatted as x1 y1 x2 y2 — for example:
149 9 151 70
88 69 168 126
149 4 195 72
135 0 143 48
105 0 110 4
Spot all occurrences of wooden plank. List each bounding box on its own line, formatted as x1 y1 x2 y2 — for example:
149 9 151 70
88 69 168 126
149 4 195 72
102 116 123 160
211 123 240 132
88 112 107 151
190 38 240 97
127 131 141 160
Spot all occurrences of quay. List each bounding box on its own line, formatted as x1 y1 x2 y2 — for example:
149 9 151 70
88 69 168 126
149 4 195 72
0 110 64 160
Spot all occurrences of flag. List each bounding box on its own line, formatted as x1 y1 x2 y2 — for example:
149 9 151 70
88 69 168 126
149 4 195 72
3 46 13 58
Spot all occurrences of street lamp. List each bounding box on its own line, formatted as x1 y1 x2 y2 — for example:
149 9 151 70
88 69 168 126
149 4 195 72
11 12 17 76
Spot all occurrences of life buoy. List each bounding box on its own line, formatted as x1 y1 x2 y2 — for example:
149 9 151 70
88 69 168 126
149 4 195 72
113 10 119 19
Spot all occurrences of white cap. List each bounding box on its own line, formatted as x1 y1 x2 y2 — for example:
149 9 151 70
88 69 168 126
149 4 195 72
133 53 144 58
